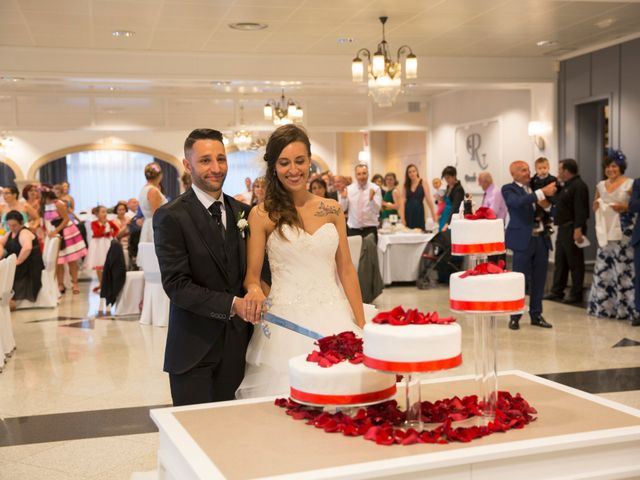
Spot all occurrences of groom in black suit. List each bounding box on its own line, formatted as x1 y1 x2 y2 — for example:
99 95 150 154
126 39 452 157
154 128 254 406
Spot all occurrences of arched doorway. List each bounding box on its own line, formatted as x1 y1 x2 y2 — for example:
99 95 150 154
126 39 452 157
29 144 181 211
0 157 25 186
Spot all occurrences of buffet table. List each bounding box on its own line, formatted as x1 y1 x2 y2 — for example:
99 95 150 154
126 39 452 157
150 370 640 479
377 231 434 285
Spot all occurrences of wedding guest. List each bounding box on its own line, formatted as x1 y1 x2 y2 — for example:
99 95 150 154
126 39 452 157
402 164 437 230
22 184 45 247
1 185 38 232
439 166 465 232
41 189 87 294
309 178 331 199
126 198 139 220
432 177 446 219
502 161 557 330
181 172 192 192
478 172 507 220
380 173 401 223
235 177 253 205
531 157 557 235
251 176 267 205
86 205 119 292
138 162 167 243
371 174 384 191
59 181 75 212
112 201 131 267
545 159 589 304
339 163 382 243
629 176 640 326
0 210 44 307
588 150 636 323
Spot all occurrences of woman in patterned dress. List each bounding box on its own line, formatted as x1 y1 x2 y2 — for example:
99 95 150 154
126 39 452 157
588 150 637 323
41 189 88 294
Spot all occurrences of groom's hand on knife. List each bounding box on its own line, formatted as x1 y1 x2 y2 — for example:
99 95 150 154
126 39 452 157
233 287 266 325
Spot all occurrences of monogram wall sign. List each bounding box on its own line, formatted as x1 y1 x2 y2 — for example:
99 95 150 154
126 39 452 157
455 119 500 195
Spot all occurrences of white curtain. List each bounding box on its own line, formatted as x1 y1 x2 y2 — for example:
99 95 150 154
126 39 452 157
226 149 266 195
66 150 154 212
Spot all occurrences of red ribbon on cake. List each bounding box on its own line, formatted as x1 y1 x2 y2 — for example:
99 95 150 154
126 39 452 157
459 260 507 278
451 242 505 254
290 385 397 405
372 306 455 325
363 354 462 373
464 206 497 220
449 298 525 311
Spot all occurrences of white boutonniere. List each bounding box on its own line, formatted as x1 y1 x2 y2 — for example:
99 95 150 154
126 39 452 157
237 211 249 238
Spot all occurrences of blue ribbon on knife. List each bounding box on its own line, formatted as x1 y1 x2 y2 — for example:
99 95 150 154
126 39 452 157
261 312 323 340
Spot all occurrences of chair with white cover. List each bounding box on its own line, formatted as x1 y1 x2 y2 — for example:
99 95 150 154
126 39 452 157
114 270 144 316
15 237 60 310
0 258 6 371
347 235 362 271
137 242 169 327
0 254 17 359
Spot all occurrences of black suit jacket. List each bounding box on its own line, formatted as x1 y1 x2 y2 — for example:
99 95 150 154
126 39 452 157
154 188 251 375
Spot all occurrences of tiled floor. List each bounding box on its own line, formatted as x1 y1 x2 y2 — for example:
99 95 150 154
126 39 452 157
0 281 639 479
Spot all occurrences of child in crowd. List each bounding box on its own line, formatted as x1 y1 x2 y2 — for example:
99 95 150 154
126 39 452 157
86 205 119 293
530 157 557 235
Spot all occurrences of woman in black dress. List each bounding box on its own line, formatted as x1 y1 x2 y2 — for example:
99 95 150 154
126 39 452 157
0 210 44 306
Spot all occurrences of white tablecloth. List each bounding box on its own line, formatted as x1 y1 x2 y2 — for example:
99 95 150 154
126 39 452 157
377 232 434 284
137 242 169 327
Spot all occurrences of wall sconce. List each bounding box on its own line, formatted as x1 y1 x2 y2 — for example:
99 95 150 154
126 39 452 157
527 121 546 150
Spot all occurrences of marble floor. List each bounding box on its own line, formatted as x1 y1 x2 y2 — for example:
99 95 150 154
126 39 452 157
0 281 639 479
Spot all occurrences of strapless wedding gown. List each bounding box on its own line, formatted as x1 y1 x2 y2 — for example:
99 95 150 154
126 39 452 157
236 223 360 399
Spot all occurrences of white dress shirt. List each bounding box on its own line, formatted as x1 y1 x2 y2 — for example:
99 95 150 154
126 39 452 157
191 183 227 228
339 181 382 229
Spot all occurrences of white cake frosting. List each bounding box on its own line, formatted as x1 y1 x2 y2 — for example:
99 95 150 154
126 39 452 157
362 323 462 373
449 271 525 312
288 355 396 405
450 218 505 254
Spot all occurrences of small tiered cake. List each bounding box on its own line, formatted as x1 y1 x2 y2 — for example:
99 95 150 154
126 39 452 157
450 208 505 255
288 332 396 406
449 263 525 313
363 308 462 373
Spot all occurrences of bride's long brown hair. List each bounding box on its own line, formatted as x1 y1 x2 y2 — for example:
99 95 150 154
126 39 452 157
264 124 311 236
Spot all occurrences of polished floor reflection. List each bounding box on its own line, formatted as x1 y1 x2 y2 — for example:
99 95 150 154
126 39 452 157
0 281 638 479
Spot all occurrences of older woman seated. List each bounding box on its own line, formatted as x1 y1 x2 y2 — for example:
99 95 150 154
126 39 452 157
0 210 45 307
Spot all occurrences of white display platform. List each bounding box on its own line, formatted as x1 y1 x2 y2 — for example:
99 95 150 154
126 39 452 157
150 370 640 480
377 232 434 285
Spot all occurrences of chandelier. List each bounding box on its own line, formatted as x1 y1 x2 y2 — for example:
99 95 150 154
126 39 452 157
0 132 12 154
233 105 253 151
351 16 417 107
263 89 303 125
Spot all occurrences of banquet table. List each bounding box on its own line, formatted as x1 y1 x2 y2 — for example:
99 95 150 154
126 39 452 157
377 231 434 285
150 370 640 480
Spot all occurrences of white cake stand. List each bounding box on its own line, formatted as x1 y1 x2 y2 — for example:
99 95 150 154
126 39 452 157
450 251 524 425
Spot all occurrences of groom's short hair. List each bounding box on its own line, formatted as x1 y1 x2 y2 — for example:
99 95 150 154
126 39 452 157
184 129 224 158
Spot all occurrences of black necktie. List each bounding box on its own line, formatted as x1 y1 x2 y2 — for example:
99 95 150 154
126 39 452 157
208 201 225 241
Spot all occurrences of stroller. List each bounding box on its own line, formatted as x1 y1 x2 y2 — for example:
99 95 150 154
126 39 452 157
416 230 462 289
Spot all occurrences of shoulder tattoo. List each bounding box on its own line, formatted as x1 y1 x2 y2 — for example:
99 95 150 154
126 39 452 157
314 201 340 217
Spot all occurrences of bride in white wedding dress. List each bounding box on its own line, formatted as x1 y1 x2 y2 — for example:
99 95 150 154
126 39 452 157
236 125 366 399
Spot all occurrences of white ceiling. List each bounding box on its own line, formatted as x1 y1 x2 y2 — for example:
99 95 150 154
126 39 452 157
0 0 639 131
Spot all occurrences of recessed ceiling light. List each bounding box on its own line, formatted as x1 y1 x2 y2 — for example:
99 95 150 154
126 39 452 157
0 76 24 82
536 40 558 47
211 81 231 86
337 37 354 44
112 30 135 38
596 18 615 29
228 22 268 31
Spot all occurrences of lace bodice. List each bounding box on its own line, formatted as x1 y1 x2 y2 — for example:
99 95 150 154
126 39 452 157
266 223 346 307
